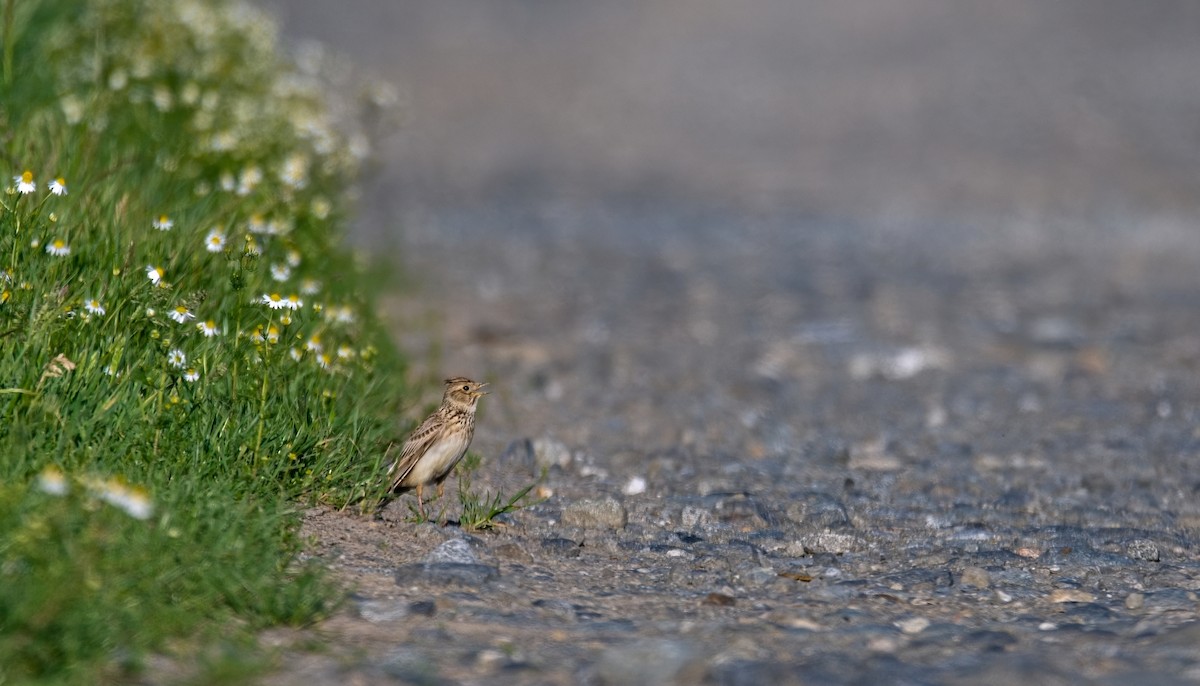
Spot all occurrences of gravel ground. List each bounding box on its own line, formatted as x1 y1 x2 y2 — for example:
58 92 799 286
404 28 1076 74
257 211 1200 686
247 2 1200 683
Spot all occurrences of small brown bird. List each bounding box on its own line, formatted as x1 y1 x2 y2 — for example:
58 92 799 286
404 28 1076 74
384 377 488 518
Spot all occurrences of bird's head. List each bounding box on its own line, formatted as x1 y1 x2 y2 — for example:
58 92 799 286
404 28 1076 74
443 377 489 406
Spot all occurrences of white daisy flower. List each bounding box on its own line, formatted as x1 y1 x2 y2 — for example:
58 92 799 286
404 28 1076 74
266 325 280 344
280 153 308 189
316 353 332 369
270 263 291 281
300 278 321 295
45 239 71 256
37 467 68 496
219 171 236 192
284 294 303 310
169 306 195 323
311 197 331 219
84 298 106 315
289 348 303 361
337 345 355 360
153 214 174 231
305 334 322 353
95 479 153 520
204 229 226 252
146 265 165 285
47 177 68 196
261 293 286 310
237 165 262 196
248 214 269 234
197 320 220 337
167 349 186 368
13 170 35 194
286 250 302 267
183 368 200 382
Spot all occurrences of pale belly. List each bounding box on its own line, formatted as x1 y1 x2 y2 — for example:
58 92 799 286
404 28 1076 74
399 433 470 487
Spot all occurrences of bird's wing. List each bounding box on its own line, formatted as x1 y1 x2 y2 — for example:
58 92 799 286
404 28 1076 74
387 413 447 492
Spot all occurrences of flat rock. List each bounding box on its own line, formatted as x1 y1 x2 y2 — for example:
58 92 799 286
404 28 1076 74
562 497 628 529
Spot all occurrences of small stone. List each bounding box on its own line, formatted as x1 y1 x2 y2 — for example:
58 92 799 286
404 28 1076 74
791 531 867 555
784 492 850 529
532 437 573 470
476 649 507 669
424 538 478 564
958 566 991 589
541 537 583 557
1048 588 1095 604
847 437 903 471
562 497 628 530
623 476 648 496
408 600 437 617
994 590 1013 603
1126 539 1160 562
395 562 500 586
357 599 409 623
895 616 930 635
702 592 736 607
1124 592 1145 610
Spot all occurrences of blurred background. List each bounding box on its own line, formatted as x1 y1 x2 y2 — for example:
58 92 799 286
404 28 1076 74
260 0 1200 244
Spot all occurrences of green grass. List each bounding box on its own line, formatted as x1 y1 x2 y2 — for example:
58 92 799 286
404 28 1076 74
0 0 406 682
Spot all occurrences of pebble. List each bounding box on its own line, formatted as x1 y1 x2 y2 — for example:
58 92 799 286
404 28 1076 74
424 538 478 564
1048 589 1095 604
356 599 410 623
895 616 931 634
532 437 573 470
784 492 851 529
394 562 500 586
958 566 991 589
562 497 628 529
541 537 583 557
789 531 867 555
623 476 648 495
1124 592 1144 610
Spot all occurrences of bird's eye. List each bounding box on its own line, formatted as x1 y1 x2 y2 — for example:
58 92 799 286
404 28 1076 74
462 385 470 391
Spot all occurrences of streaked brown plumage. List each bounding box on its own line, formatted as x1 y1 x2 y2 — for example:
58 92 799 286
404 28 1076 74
384 377 488 518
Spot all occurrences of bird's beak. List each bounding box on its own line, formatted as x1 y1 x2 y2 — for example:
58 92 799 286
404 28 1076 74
474 382 490 397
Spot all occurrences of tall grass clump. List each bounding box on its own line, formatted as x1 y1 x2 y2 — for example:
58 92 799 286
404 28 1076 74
0 0 405 681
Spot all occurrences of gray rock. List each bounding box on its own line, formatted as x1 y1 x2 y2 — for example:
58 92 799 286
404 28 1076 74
562 497 628 529
424 537 478 564
784 492 850 529
395 563 500 586
532 437 573 470
541 536 583 556
958 565 991 589
356 599 410 623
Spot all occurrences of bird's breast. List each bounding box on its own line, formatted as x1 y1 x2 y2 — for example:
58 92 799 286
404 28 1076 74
400 431 472 486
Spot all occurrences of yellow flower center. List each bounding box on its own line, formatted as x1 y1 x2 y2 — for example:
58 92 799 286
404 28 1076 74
20 171 32 183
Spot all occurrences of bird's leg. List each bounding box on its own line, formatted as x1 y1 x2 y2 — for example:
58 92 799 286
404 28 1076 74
435 481 448 526
415 482 425 520
436 481 446 500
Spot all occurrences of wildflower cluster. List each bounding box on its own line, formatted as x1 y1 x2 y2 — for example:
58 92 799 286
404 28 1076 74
0 0 405 682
